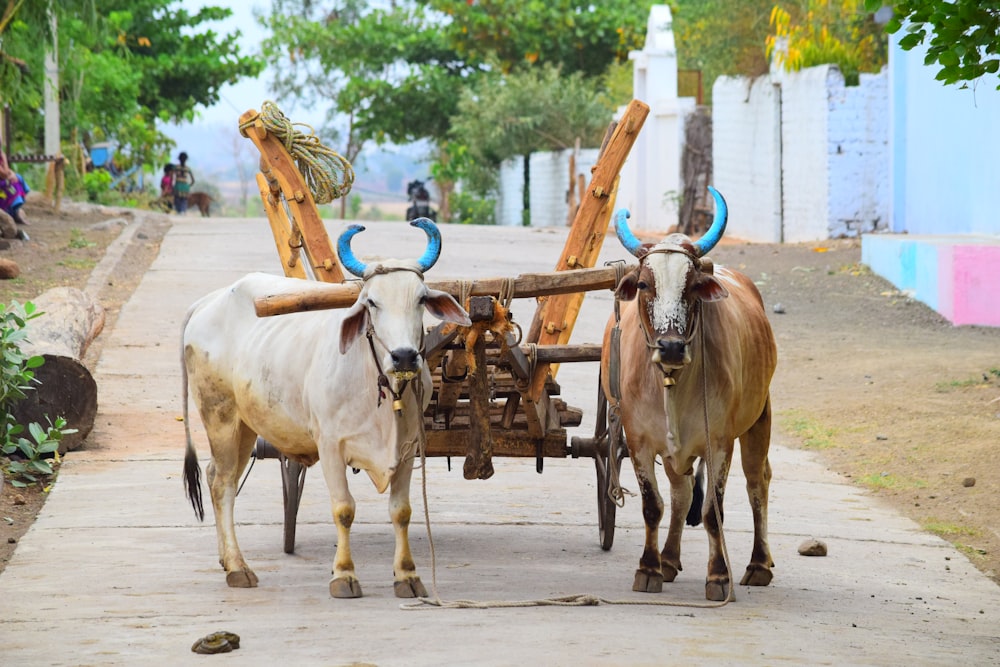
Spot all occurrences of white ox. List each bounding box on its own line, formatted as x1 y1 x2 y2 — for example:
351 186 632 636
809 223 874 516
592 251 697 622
182 219 470 598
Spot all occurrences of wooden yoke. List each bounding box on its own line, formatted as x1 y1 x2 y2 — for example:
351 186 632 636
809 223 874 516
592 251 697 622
525 99 649 404
238 108 345 283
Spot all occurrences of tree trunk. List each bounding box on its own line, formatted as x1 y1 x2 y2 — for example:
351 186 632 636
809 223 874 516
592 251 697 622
522 152 531 226
679 106 713 236
9 287 105 453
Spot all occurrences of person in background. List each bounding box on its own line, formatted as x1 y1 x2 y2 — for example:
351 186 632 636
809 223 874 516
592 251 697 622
172 151 195 214
159 163 174 211
0 152 31 231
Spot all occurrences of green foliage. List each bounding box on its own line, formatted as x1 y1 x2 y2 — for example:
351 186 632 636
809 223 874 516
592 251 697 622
450 190 497 225
673 0 776 104
0 1 262 169
2 417 72 488
868 0 1000 88
0 303 76 488
450 63 614 196
82 170 113 203
768 1 888 85
0 302 44 409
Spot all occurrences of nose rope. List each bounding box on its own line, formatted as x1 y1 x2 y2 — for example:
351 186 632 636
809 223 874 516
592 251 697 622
365 325 412 413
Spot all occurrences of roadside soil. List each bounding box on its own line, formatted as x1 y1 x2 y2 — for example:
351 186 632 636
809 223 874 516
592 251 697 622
1 200 997 588
0 193 172 572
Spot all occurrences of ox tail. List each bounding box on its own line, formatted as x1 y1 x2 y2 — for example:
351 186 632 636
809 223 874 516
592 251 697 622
180 306 205 522
686 458 706 527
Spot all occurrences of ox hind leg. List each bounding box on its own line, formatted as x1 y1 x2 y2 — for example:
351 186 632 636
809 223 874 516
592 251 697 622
204 420 259 588
388 457 427 598
738 397 774 588
320 454 363 598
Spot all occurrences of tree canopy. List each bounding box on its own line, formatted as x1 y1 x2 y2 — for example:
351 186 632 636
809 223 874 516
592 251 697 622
868 0 1000 88
0 1 263 166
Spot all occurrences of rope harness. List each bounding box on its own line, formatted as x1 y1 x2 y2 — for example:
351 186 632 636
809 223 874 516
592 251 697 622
237 100 355 204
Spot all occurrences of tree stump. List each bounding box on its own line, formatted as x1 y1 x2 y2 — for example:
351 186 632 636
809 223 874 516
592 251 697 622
9 287 105 453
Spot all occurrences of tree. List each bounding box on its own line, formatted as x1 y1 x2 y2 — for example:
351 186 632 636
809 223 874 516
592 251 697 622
672 0 776 104
0 1 262 169
768 1 888 85
261 1 655 218
450 63 613 225
867 0 1000 88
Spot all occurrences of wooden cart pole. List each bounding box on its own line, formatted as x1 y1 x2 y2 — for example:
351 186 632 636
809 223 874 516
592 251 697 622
239 109 345 283
525 99 649 404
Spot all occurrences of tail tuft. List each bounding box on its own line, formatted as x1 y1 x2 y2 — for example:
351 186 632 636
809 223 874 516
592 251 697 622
183 445 205 522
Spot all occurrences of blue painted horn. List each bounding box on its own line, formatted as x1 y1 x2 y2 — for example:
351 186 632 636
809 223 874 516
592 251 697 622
410 217 442 273
336 218 443 278
613 208 644 257
692 186 728 257
337 224 368 277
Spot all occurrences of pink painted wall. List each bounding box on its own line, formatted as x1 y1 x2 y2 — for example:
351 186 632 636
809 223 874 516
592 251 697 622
951 245 1000 327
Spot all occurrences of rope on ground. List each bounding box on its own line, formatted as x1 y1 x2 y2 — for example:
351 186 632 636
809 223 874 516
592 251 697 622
239 100 354 204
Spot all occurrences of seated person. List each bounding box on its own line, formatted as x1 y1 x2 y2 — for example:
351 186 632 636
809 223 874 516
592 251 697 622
0 155 30 226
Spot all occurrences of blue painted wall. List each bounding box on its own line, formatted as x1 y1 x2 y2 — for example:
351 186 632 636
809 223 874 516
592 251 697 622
889 32 1000 235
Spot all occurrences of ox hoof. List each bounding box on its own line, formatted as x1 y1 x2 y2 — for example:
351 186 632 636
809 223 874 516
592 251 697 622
329 577 364 599
661 561 680 583
394 578 428 599
705 577 730 602
632 569 663 593
740 564 773 587
225 569 259 588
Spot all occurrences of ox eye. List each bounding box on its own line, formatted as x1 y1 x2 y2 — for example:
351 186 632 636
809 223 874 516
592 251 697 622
367 298 378 309
637 280 649 290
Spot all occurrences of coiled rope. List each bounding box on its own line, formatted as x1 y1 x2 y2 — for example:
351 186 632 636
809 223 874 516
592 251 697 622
239 100 355 204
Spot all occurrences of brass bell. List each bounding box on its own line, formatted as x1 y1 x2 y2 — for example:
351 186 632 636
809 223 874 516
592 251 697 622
662 376 676 387
392 399 405 412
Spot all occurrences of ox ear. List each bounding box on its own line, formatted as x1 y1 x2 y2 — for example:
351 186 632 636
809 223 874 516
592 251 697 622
692 274 729 303
339 301 370 354
423 289 472 326
615 271 641 302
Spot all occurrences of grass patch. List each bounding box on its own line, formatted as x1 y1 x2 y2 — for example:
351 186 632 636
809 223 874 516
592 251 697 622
67 229 96 249
858 472 927 490
779 411 837 449
923 520 980 538
57 259 97 270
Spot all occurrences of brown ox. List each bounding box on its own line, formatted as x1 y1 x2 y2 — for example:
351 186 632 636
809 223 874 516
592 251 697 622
602 187 777 601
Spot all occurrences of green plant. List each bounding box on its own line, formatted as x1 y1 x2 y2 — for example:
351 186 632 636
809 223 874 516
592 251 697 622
0 302 76 488
2 418 73 488
451 191 496 225
82 170 113 203
68 229 96 249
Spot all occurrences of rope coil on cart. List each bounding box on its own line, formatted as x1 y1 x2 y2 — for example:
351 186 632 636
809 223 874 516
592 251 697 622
238 100 355 204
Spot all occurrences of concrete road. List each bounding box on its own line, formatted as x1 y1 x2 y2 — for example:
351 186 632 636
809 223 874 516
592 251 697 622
1 216 997 666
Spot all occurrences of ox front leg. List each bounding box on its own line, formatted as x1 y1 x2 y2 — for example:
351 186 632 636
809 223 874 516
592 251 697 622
206 424 259 588
388 458 427 598
322 456 363 598
660 458 696 584
631 450 665 593
739 403 775 588
703 445 734 602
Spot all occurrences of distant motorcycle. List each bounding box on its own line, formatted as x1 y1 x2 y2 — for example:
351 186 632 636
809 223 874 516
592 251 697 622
406 179 436 221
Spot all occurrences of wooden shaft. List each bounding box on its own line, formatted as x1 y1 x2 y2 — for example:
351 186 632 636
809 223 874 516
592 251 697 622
252 264 635 317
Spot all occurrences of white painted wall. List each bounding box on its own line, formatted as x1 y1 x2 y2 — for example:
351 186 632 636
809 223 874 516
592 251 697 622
713 64 888 242
496 149 601 227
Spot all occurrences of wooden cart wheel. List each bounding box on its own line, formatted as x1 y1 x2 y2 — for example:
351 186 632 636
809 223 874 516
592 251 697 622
591 372 627 551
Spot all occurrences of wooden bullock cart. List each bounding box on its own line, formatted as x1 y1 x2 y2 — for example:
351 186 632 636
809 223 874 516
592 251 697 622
236 100 647 553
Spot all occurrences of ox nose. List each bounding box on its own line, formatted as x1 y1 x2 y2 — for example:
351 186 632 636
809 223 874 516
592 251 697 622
390 347 420 373
655 338 688 367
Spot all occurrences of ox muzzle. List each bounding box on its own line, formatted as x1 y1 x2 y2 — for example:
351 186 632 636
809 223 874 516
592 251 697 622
651 335 691 369
389 347 421 378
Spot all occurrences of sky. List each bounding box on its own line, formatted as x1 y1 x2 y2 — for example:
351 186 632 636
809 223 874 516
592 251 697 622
162 1 322 142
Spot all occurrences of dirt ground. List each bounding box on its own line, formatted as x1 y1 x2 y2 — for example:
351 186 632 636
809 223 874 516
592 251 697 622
1 198 998 588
